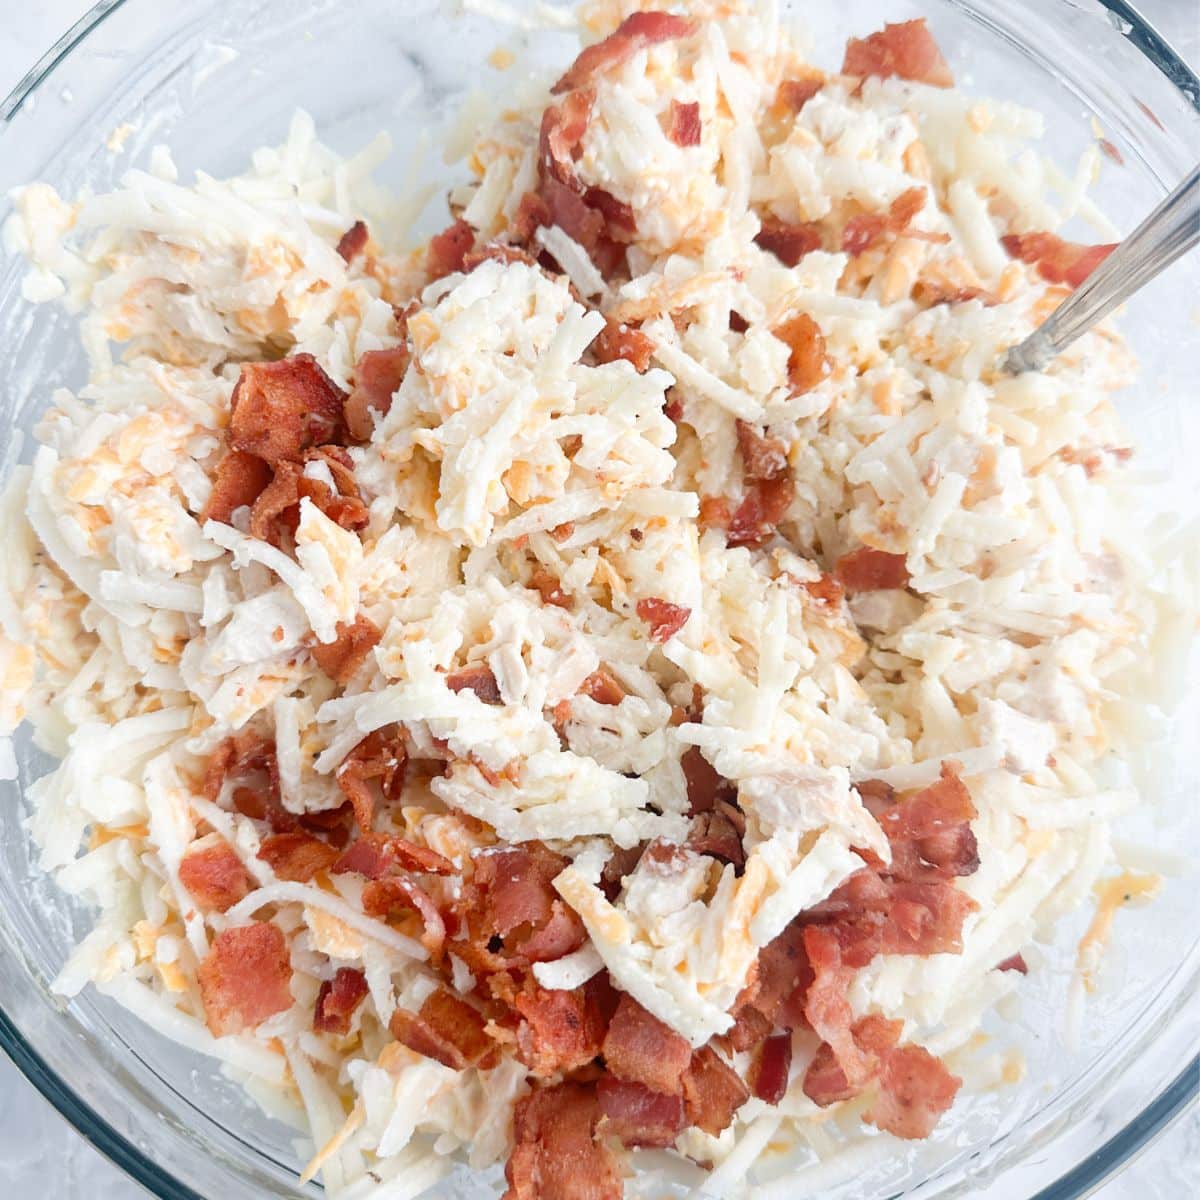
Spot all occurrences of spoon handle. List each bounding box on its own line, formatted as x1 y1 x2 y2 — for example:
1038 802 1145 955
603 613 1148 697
1004 163 1200 374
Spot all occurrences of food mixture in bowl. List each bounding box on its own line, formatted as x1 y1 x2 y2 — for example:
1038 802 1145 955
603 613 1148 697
1 1 1193 1196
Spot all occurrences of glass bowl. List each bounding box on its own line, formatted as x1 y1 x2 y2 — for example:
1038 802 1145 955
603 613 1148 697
0 1 1196 1197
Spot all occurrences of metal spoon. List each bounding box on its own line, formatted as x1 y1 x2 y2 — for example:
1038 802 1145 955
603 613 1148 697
1003 163 1200 374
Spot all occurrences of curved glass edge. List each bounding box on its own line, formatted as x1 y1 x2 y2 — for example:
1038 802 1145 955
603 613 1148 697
0 2 1195 1200
0 0 128 122
1096 0 1200 109
1032 1055 1200 1200
0 1006 205 1200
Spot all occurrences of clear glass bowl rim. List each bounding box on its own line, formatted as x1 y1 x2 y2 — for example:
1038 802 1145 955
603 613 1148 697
0 1 1196 1197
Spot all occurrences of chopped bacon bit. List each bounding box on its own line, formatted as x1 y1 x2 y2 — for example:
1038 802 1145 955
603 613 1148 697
834 546 910 592
749 1034 793 1105
335 727 408 831
736 420 789 481
542 88 595 181
666 99 702 147
726 475 794 548
773 312 827 394
687 810 746 870
202 450 273 524
803 1013 903 1106
730 924 811 1047
336 220 369 263
332 831 453 879
531 568 573 610
463 242 540 271
515 981 608 1076
802 925 873 1087
597 1076 686 1148
912 280 992 307
503 1083 621 1200
344 346 410 442
203 731 278 804
877 762 979 881
997 952 1029 974
777 77 823 112
802 573 845 607
230 355 347 465
390 987 497 1070
843 187 930 255
179 842 253 912
198 922 292 1036
580 668 624 706
698 495 731 530
512 190 553 244
602 994 692 1095
313 967 368 1035
446 662 503 704
729 311 750 334
311 614 381 684
426 217 475 280
256 832 339 882
682 1045 750 1136
842 19 954 88
636 597 691 643
363 875 446 955
1000 232 1118 288
551 11 698 94
592 316 655 372
584 186 638 241
755 217 823 267
881 879 977 955
247 452 369 546
681 745 734 815
866 1043 961 1139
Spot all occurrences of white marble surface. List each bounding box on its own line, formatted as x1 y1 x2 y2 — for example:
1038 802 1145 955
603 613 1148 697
0 2 1196 1197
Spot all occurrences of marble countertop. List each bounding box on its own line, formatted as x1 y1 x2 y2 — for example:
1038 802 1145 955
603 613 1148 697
0 2 1196 1197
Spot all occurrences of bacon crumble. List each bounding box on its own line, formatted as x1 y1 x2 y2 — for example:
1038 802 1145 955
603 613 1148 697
313 967 369 1035
842 19 954 88
198 922 292 1037
635 597 691 643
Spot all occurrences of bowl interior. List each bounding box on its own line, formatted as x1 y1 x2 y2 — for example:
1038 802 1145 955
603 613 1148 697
0 1 1197 1197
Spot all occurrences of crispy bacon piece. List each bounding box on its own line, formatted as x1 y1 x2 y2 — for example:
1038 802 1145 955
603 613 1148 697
881 879 977 955
681 1045 750 1136
202 450 273 523
666 99 702 147
332 831 454 879
682 746 735 816
602 994 692 1095
773 311 827 394
179 842 253 912
311 614 381 684
344 346 410 442
515 981 608 1077
842 19 954 88
737 421 789 481
503 1083 622 1200
513 191 553 244
390 987 497 1070
726 475 794 548
336 220 369 263
755 217 823 267
463 243 540 271
802 925 872 1086
248 449 369 546
687 811 745 870
551 11 698 94
363 875 446 956
584 187 638 242
803 1013 904 1106
865 1043 962 1139
531 567 573 610
777 77 823 112
591 317 654 371
802 572 845 607
636 597 691 643
203 731 278 804
229 355 347 464
834 546 909 592
313 967 368 1035
843 186 931 255
877 763 979 881
335 727 408 831
597 1076 686 1148
1000 232 1118 288
427 217 475 280
580 668 624 706
198 922 292 1036
749 1034 793 1105
257 832 339 882
542 88 595 181
997 952 1029 974
447 662 503 704
912 280 992 307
